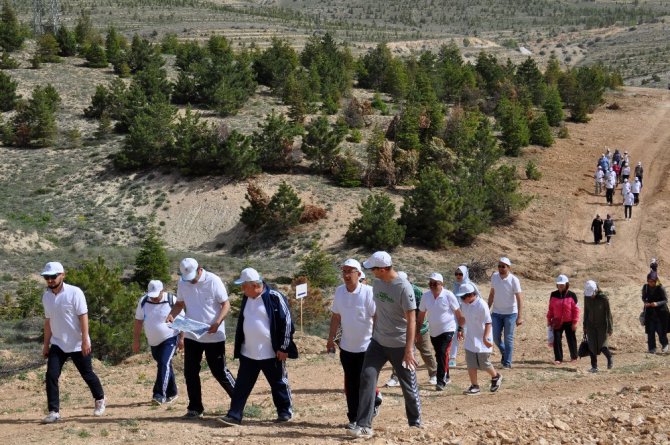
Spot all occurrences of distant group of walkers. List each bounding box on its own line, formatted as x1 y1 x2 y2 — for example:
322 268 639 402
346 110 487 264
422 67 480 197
591 148 644 244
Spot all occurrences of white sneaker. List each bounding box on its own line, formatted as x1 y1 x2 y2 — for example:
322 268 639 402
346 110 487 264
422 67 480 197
94 398 106 416
662 345 669 353
385 376 399 387
348 426 374 438
428 376 437 385
42 411 60 423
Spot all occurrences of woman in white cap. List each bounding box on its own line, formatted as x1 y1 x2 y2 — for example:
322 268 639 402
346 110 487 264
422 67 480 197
546 275 580 365
582 280 613 372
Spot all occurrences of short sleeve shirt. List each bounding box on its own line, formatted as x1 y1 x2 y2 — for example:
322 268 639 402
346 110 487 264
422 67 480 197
42 283 89 353
460 296 492 353
490 272 522 315
134 293 181 347
176 270 228 343
419 288 460 336
371 276 416 348
331 283 375 353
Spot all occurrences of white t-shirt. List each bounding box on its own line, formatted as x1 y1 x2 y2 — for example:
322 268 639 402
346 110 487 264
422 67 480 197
42 283 89 353
241 296 275 360
134 293 181 347
490 272 522 315
623 192 634 206
419 288 460 337
176 270 228 343
460 296 492 353
331 283 375 353
632 181 641 193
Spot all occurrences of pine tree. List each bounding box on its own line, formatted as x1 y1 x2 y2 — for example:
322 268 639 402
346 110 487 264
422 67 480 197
266 182 303 236
10 84 61 147
240 183 271 232
0 70 18 111
530 113 554 147
0 1 24 52
496 98 530 156
36 33 61 64
296 243 339 289
105 26 127 66
55 26 77 57
543 85 564 127
302 116 346 172
134 227 171 288
253 111 300 172
85 41 108 68
346 194 405 250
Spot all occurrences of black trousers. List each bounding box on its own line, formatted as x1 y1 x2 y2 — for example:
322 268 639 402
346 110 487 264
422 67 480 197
430 331 454 385
339 349 366 422
46 344 104 413
553 322 577 362
605 188 614 204
183 338 235 413
589 347 612 368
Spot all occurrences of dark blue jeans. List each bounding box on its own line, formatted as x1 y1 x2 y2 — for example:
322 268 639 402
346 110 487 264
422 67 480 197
492 312 517 367
150 335 179 401
227 355 292 421
183 338 235 413
46 344 104 413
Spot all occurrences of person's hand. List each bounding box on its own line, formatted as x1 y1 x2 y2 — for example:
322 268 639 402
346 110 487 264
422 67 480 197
42 344 50 359
402 349 418 370
326 339 336 352
81 338 92 356
483 336 493 348
132 340 140 354
276 351 288 361
177 337 184 352
516 318 524 327
166 313 175 323
457 332 464 342
208 321 221 334
571 323 578 332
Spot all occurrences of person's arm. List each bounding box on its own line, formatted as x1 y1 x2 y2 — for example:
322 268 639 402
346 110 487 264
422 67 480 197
208 300 230 334
79 313 91 356
571 295 579 331
547 298 553 327
605 299 613 336
43 318 52 358
487 287 495 308
454 308 465 329
167 301 185 322
483 322 493 348
326 313 341 352
415 310 426 342
132 319 143 353
177 331 185 351
276 295 293 361
515 292 524 326
403 309 418 368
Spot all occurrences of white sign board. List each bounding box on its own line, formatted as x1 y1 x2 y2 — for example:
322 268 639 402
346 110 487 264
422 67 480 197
295 283 308 299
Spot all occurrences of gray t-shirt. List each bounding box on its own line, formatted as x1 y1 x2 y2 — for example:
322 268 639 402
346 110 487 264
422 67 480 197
371 276 416 348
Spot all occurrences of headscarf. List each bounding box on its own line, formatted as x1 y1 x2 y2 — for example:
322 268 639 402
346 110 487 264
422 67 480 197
453 265 482 298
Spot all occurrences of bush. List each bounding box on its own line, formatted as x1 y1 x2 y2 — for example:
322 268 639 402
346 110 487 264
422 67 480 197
134 227 171 288
529 113 554 147
299 205 327 224
0 1 25 52
0 70 18 111
55 26 77 57
557 125 569 139
525 160 542 180
296 243 339 289
15 278 43 318
346 193 405 250
0 51 19 68
7 84 61 148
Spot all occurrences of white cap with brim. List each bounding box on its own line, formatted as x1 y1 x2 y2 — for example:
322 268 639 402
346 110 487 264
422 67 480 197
234 267 262 285
556 274 569 285
584 280 597 297
363 251 392 269
455 282 476 298
341 259 362 273
359 271 366 281
179 258 199 281
499 257 512 267
147 280 164 298
428 272 444 283
41 262 64 276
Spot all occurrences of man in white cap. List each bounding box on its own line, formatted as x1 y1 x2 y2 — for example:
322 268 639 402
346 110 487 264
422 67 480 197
594 166 604 195
167 258 235 419
487 257 524 369
348 251 421 439
218 268 297 427
632 176 641 205
417 272 465 391
40 262 106 423
133 280 184 405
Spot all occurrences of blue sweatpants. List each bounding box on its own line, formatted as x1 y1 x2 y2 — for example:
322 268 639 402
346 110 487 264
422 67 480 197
150 335 179 401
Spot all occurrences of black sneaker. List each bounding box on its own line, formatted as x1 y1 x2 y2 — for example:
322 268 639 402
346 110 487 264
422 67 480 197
464 385 480 395
274 415 292 423
183 410 203 419
217 415 241 427
490 373 503 392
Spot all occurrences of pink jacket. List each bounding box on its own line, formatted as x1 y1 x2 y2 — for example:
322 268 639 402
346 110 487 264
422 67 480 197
547 290 580 329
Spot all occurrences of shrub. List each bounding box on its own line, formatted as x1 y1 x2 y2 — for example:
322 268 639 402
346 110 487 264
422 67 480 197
346 193 405 250
266 182 304 236
302 116 346 172
15 278 43 318
239 183 271 232
529 113 554 147
299 205 327 224
525 160 542 180
332 151 363 187
0 70 18 111
296 243 339 289
0 51 19 68
557 125 569 138
133 227 171 288
0 1 25 52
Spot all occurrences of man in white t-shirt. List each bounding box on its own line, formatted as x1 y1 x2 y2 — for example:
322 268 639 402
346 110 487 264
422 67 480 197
417 272 464 391
133 280 184 405
327 259 377 429
40 262 106 424
167 258 235 419
457 283 502 395
218 268 297 427
487 257 524 369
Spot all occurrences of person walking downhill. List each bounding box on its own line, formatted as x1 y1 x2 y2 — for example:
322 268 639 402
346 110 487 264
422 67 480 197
590 214 603 245
641 271 669 354
488 257 524 369
603 214 615 245
635 161 644 187
594 166 604 195
623 190 634 221
547 275 580 365
632 177 641 205
604 174 615 206
133 280 184 405
582 280 613 372
450 265 482 367
621 178 631 198
40 262 106 424
621 161 631 182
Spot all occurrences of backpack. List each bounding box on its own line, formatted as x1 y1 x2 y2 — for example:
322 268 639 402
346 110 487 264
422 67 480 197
140 292 176 319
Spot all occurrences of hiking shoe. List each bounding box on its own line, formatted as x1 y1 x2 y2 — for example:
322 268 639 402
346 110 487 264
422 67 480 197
345 421 357 430
274 415 292 423
647 349 656 354
428 376 437 385
607 359 613 370
448 359 457 367
502 363 512 369
663 345 669 353
93 398 106 417
490 374 503 392
42 411 60 424
183 410 204 419
373 393 382 417
348 426 374 438
151 396 164 406
464 385 480 395
385 376 399 387
166 395 178 404
435 384 445 392
589 367 599 373
217 415 241 427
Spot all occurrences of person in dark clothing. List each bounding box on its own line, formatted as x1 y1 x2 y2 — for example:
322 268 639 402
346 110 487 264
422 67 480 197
547 275 579 364
603 215 614 245
641 271 669 354
590 215 603 244
635 162 644 187
582 280 613 372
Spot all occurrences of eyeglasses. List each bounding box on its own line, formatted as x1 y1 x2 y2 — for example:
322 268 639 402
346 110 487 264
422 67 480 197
428 281 440 287
455 272 463 276
341 268 359 275
43 274 60 280
497 264 508 269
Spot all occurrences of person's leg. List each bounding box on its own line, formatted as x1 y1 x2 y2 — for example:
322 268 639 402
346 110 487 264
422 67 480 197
553 327 564 362
261 358 293 420
415 333 437 378
647 321 657 352
491 313 505 360
355 339 387 428
183 338 205 413
449 333 459 363
203 341 236 398
589 350 598 369
501 313 517 366
340 349 365 423
430 334 447 385
657 321 668 348
45 345 68 413
601 347 613 368
564 323 578 360
151 336 178 400
464 350 479 387
387 346 421 426
70 351 105 402
226 355 261 421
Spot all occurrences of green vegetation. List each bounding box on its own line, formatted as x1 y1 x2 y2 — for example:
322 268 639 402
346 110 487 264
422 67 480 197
3 84 61 148
346 194 405 251
133 227 171 288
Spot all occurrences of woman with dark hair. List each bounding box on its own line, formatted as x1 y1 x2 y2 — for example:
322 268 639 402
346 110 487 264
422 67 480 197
547 275 580 364
642 271 669 354
582 280 613 372
590 215 603 244
603 215 614 245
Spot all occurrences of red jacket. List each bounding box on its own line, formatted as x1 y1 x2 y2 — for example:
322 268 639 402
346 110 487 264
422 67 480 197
547 290 579 329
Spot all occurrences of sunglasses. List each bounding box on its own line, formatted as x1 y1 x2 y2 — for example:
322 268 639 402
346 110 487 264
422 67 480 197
43 274 60 280
455 272 463 276
428 281 440 287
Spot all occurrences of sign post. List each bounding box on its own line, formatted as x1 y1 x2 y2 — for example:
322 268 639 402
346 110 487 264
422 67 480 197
295 283 308 334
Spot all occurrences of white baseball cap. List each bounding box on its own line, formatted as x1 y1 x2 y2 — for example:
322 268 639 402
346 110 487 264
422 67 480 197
359 271 366 282
234 267 262 284
556 274 569 285
147 280 164 298
341 259 362 273
363 251 392 269
179 258 199 281
41 262 64 276
397 271 408 280
584 280 598 297
499 257 512 267
428 272 444 283
455 282 476 298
